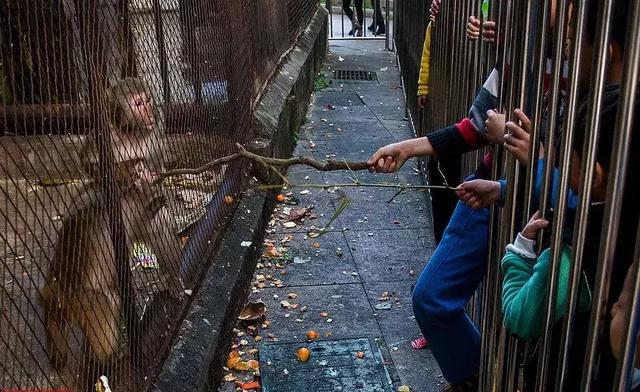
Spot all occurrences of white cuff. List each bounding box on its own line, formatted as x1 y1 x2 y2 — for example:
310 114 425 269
505 233 537 259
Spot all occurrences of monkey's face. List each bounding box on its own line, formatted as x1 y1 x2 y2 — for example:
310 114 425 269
127 92 156 132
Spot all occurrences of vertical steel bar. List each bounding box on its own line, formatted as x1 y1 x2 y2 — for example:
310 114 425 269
385 0 390 49
553 0 590 389
533 0 571 390
610 2 640 388
327 0 334 38
578 0 617 388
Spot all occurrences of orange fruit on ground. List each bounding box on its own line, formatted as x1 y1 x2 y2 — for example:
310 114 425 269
276 194 285 202
306 330 320 341
296 347 311 362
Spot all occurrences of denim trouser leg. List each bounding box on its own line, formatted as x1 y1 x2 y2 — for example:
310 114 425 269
412 201 490 382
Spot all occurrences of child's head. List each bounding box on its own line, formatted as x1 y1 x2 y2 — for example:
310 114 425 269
569 90 619 201
568 0 631 201
576 0 629 93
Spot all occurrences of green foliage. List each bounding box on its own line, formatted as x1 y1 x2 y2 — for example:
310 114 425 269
313 73 331 91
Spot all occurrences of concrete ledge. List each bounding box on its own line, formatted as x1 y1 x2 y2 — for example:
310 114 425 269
248 6 328 167
153 8 328 391
153 189 271 392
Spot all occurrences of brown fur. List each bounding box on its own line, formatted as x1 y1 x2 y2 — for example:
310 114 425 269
41 79 182 377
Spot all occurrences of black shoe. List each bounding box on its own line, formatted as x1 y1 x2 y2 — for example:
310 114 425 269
375 25 386 36
348 28 355 36
368 23 375 31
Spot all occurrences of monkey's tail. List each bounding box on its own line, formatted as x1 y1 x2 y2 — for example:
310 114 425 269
41 282 70 372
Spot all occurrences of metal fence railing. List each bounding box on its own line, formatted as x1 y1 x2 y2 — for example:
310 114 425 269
323 0 393 49
396 0 640 390
0 0 320 391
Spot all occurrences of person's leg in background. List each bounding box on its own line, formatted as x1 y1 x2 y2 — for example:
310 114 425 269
354 0 364 36
342 0 362 36
412 200 490 384
428 154 462 243
372 0 386 34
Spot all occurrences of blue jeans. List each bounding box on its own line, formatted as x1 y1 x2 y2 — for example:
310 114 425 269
412 200 490 382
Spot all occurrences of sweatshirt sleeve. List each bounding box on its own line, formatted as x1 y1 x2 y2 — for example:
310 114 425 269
501 245 578 340
417 22 433 96
426 69 499 156
427 118 489 156
468 68 500 134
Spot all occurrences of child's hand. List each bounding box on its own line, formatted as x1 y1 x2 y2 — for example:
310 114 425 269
455 179 501 209
482 21 496 42
484 109 506 144
504 109 532 165
466 16 481 40
418 95 429 109
521 211 549 241
430 0 441 22
367 143 408 173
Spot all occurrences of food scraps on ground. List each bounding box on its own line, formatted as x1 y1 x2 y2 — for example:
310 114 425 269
306 330 320 340
234 380 261 390
296 347 311 362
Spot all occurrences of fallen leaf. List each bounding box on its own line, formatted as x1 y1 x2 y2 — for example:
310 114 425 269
356 351 365 359
289 207 310 221
312 242 321 248
283 222 297 228
288 293 298 299
300 190 311 195
224 373 236 382
238 302 266 321
263 244 282 258
398 386 411 392
235 361 251 371
226 353 241 369
320 312 329 317
247 359 260 370
280 300 292 308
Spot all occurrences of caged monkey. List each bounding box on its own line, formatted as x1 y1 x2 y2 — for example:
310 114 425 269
81 77 167 180
41 78 184 374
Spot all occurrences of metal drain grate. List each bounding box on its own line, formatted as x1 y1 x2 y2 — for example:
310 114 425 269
334 69 378 81
259 337 396 392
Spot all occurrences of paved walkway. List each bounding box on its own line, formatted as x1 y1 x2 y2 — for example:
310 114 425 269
223 41 441 392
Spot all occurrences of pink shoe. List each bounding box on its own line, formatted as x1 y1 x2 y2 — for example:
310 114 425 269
411 336 428 350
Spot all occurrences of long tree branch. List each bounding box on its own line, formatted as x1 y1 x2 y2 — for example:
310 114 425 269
235 143 369 171
155 143 458 192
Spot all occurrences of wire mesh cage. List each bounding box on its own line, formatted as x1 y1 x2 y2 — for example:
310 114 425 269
0 0 320 390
